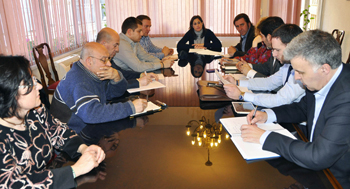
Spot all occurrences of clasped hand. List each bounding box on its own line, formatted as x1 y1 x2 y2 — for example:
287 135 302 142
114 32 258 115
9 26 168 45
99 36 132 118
236 60 251 76
192 43 206 49
162 46 174 56
97 67 120 82
71 144 106 178
227 46 237 56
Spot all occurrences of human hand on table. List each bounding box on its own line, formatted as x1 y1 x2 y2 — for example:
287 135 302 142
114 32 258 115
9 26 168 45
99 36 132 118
236 60 251 76
192 43 206 49
162 59 175 68
246 110 268 125
240 124 265 144
223 75 236 84
223 84 242 100
132 99 148 113
139 73 158 87
162 46 172 56
71 145 105 177
228 46 237 57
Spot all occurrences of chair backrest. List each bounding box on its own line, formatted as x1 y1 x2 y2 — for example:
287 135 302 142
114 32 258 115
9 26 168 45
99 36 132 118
32 43 59 94
332 29 345 46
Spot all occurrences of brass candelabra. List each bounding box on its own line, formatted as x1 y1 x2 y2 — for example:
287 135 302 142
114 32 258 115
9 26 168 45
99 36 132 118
185 116 230 166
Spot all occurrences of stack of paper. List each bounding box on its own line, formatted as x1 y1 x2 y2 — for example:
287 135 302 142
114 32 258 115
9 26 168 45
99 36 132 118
127 80 166 93
220 117 296 160
156 74 165 80
189 49 223 56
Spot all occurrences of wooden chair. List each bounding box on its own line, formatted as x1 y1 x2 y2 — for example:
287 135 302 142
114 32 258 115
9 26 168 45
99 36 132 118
32 43 60 94
332 29 345 46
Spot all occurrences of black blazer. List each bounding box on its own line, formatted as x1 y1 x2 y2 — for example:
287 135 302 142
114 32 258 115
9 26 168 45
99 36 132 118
264 63 350 187
233 25 255 57
252 56 282 78
177 29 222 53
110 59 140 88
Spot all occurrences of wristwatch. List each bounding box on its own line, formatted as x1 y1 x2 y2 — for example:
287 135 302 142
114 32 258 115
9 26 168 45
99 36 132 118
239 92 245 101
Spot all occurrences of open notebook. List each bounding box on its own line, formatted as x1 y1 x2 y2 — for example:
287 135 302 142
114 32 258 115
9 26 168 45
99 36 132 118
220 116 296 160
130 101 161 117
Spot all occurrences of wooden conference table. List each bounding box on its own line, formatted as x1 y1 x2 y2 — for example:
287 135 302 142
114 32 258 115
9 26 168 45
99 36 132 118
54 54 340 188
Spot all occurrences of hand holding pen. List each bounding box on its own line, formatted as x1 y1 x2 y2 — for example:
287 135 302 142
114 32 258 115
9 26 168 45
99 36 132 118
251 106 258 123
242 107 269 144
247 107 268 125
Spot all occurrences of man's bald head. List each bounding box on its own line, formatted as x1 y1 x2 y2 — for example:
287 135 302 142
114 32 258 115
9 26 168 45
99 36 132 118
80 42 111 75
80 42 108 61
96 27 118 43
96 27 120 58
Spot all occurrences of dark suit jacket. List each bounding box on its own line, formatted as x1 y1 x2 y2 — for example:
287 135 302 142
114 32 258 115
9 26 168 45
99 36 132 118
233 25 255 57
110 59 140 88
252 56 282 78
177 29 222 53
264 63 350 187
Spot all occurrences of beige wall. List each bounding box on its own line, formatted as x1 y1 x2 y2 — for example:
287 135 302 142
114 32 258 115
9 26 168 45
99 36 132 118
321 0 350 62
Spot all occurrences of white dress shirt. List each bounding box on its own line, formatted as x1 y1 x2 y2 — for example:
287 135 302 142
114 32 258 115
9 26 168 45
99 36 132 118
239 64 305 108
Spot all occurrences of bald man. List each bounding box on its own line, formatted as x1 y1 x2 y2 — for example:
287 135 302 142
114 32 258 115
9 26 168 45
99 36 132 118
96 27 158 87
51 42 147 133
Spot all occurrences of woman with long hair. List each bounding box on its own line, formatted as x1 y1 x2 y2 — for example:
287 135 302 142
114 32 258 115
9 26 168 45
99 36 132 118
0 56 105 188
177 15 222 54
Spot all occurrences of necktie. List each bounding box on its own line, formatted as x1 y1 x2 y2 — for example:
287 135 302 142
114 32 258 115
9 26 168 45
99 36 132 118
284 65 293 85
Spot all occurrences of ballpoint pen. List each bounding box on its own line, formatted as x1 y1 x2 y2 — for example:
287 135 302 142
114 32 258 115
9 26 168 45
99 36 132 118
251 105 258 125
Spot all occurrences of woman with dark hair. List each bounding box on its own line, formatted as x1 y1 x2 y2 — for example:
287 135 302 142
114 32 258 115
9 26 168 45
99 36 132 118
177 15 222 54
0 56 105 188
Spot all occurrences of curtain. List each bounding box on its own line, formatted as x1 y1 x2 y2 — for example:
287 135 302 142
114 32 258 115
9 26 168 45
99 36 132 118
269 0 301 24
0 0 102 64
105 0 261 37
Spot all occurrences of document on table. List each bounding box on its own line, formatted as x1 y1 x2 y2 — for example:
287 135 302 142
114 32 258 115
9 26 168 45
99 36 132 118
228 73 247 81
156 73 165 80
215 69 230 84
215 70 250 92
220 116 296 160
127 80 165 93
189 49 223 56
130 101 161 117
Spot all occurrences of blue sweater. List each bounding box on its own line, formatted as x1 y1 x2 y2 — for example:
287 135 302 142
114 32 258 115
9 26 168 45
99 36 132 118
51 61 135 133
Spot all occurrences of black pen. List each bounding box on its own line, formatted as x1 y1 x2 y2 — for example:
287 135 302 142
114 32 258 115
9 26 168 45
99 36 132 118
251 105 258 125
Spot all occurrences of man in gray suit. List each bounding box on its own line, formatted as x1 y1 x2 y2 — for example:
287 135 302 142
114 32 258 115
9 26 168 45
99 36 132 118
242 30 350 188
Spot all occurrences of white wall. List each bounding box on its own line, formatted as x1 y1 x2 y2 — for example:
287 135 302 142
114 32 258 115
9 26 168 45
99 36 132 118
321 0 350 62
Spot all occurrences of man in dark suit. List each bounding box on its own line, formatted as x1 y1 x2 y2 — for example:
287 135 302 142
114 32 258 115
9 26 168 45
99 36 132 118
241 30 350 187
236 17 285 78
228 13 255 57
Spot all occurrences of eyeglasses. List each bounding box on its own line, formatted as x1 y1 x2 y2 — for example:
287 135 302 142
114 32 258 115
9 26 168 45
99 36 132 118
18 76 38 89
90 56 110 64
